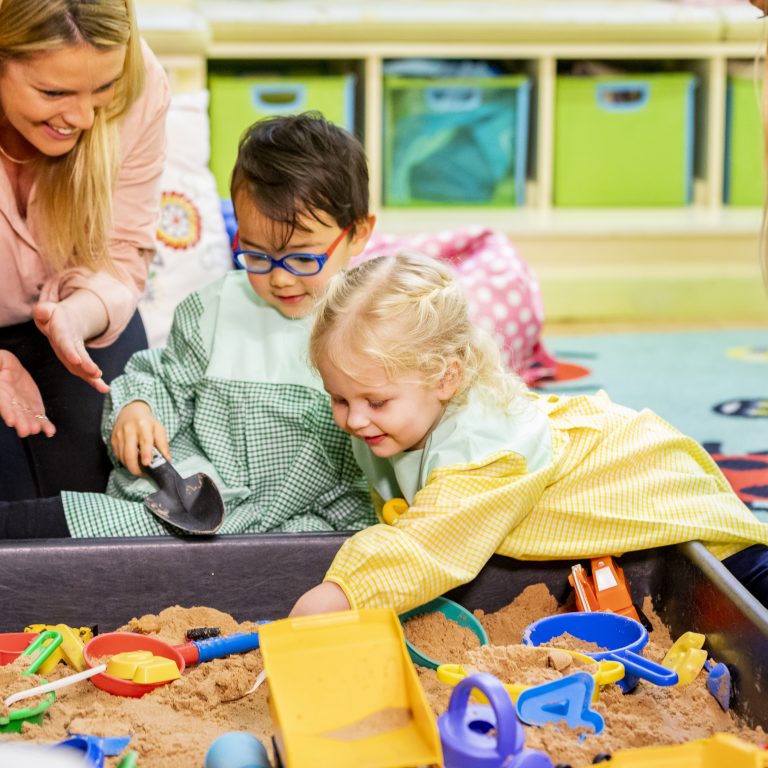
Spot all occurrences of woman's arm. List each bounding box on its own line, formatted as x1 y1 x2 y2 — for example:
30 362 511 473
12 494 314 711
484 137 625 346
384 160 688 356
37 41 171 349
32 290 110 392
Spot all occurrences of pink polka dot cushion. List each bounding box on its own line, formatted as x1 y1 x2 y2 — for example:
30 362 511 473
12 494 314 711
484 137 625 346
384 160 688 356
358 227 557 384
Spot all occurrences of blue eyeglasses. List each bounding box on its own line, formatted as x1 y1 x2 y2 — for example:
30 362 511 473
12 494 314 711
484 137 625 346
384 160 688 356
233 225 352 276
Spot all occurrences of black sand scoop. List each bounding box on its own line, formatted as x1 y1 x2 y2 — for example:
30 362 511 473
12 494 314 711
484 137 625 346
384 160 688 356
142 449 224 535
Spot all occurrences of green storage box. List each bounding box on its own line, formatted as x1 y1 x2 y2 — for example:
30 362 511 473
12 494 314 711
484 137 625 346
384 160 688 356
209 73 356 198
725 74 765 206
383 75 531 207
554 73 697 206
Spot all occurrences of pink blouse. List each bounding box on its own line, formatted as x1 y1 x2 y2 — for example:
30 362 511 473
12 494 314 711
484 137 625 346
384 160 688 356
0 39 170 347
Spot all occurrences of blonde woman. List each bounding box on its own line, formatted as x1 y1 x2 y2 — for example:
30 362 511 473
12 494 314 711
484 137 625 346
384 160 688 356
0 0 169 499
291 253 768 616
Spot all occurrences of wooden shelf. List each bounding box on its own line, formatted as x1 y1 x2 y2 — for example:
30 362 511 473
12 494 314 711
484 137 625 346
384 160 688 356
139 0 768 322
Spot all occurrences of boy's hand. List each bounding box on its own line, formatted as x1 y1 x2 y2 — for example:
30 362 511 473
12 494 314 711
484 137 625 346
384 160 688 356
289 582 351 617
111 401 170 476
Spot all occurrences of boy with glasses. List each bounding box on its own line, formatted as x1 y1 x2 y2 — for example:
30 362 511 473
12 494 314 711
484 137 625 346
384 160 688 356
0 113 378 537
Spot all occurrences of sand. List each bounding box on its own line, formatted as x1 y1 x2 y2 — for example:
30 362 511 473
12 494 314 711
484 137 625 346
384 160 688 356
1 589 765 767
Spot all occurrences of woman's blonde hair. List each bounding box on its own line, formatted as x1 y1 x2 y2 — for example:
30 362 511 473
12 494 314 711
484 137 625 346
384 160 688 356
310 252 527 411
0 0 144 273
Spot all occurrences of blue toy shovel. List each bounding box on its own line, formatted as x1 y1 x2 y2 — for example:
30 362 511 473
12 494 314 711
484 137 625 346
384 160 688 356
522 612 678 693
704 659 731 711
438 671 553 768
55 734 132 768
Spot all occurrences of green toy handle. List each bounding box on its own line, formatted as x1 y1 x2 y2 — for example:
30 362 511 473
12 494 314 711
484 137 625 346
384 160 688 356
23 630 63 676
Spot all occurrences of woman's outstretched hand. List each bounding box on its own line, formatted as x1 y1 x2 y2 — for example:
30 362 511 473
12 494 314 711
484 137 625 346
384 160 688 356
32 300 109 393
289 582 351 617
0 350 56 437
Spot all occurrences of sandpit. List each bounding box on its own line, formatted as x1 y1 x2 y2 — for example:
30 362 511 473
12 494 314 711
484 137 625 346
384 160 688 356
2 586 765 766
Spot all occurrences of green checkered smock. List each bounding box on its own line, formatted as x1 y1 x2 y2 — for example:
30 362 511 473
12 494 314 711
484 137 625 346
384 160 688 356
62 271 376 537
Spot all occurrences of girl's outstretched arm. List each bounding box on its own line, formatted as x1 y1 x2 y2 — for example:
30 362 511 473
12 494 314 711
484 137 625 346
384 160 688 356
321 452 545 614
290 581 351 617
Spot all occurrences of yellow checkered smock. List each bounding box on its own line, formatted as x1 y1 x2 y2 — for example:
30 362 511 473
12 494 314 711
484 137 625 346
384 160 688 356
325 390 768 614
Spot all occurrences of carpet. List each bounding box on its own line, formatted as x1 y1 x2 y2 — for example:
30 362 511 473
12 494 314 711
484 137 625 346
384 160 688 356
535 329 768 521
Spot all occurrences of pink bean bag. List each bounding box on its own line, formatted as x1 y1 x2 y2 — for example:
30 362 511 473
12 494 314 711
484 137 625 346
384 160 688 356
358 227 557 384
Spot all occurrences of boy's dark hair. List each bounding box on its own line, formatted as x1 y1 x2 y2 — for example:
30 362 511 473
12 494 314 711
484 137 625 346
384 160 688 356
230 112 369 248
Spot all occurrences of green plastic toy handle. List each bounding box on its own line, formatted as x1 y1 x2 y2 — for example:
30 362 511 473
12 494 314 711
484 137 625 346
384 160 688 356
23 630 63 676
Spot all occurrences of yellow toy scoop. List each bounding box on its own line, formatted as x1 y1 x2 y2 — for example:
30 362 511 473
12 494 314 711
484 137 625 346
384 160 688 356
661 632 708 685
661 631 731 710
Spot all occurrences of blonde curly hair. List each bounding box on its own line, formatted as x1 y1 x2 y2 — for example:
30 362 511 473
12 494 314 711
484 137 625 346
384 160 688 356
309 252 528 411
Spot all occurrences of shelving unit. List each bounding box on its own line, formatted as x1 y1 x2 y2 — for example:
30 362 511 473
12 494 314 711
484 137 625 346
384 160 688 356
138 0 768 322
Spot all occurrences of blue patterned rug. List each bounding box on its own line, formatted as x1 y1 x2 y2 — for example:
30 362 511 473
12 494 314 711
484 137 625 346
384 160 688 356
536 329 768 521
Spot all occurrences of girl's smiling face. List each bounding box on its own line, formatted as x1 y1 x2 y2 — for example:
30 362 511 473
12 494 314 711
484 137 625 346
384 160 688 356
0 43 126 159
318 354 459 457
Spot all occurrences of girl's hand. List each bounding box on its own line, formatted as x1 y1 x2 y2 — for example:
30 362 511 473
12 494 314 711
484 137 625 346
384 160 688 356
0 350 56 438
289 582 351 617
32 300 109 393
111 400 170 476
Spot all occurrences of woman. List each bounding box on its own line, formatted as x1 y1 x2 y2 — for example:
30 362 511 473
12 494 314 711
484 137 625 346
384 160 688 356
0 0 169 499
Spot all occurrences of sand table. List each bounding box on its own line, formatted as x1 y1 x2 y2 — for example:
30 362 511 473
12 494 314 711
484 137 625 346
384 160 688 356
1 591 766 766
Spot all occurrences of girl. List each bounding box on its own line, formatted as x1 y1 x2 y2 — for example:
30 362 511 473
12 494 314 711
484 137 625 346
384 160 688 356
291 252 768 615
0 0 169 498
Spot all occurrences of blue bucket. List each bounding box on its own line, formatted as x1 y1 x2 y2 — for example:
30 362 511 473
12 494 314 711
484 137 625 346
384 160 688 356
523 612 678 692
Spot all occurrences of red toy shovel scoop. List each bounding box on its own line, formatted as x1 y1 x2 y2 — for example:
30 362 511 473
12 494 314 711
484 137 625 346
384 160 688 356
83 631 263 698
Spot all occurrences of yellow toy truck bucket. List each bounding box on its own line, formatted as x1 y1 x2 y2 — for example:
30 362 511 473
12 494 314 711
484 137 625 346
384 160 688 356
259 608 442 768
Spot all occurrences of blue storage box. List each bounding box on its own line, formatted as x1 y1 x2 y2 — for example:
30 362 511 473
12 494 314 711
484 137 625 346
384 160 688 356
383 74 531 207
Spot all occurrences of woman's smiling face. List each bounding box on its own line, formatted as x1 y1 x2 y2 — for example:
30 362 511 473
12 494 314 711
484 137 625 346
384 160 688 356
0 42 125 159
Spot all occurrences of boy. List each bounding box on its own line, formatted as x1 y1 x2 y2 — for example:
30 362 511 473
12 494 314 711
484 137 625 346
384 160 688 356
0 113 377 537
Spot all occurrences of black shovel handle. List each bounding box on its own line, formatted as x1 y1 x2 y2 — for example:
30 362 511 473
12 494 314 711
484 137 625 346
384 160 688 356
142 449 183 493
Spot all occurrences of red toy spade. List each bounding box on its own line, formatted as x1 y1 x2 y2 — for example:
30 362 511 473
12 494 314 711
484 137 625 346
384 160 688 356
83 631 262 697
